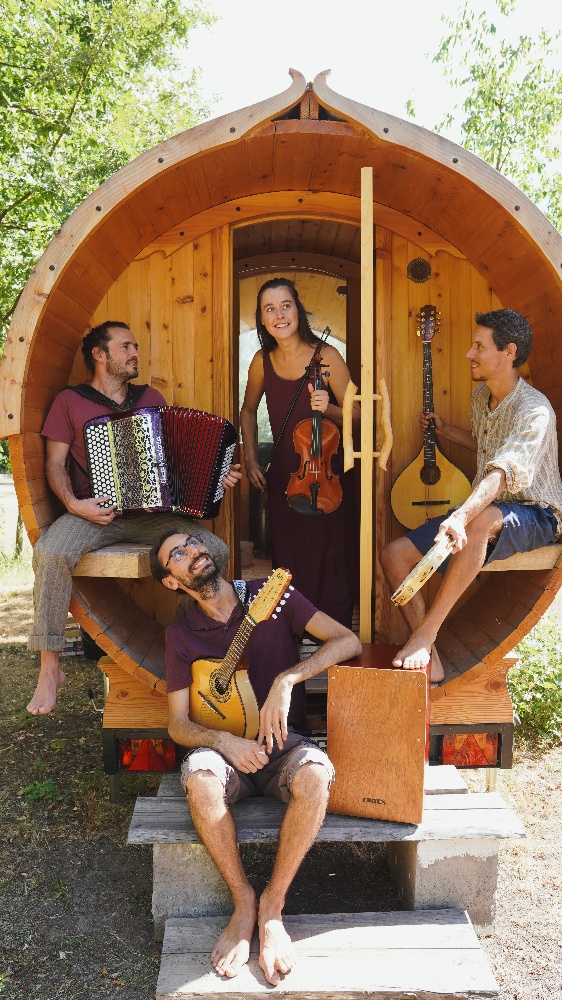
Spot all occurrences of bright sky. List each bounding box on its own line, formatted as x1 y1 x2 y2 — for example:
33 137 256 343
185 0 562 138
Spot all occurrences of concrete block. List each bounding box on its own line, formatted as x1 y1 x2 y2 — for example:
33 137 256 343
385 838 499 935
152 844 232 942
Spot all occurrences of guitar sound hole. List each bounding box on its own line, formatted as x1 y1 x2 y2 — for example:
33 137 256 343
210 672 231 702
420 465 441 486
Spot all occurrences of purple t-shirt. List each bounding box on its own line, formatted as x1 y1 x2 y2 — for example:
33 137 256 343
165 579 318 735
41 386 166 499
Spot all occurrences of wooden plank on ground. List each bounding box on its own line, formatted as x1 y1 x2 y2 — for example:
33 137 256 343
157 911 498 999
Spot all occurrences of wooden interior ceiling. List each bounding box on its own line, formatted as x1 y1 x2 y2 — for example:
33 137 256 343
233 219 360 262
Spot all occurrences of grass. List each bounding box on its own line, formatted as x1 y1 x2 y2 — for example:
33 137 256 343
0 548 32 602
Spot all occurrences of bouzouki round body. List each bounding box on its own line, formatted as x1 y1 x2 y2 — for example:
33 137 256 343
391 447 472 530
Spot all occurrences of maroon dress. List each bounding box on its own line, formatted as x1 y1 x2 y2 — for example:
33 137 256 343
262 348 357 628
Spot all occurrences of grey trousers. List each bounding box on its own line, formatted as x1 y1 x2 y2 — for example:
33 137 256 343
28 513 229 652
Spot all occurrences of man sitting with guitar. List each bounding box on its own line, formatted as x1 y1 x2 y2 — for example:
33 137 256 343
150 529 361 987
381 308 562 682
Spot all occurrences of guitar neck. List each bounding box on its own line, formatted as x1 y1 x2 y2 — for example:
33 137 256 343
216 615 256 690
422 342 436 466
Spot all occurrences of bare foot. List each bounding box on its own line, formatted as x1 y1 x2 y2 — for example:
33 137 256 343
26 654 66 715
430 644 445 684
211 893 257 978
392 629 433 672
258 896 296 986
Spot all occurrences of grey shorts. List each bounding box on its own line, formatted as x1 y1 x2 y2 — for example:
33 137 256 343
180 730 335 805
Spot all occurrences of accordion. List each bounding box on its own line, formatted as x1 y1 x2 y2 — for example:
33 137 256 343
83 406 237 519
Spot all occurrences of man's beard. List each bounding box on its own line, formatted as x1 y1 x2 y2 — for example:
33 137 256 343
179 555 220 598
105 356 138 382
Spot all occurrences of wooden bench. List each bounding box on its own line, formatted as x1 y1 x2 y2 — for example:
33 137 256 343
74 541 562 579
74 542 151 577
480 543 562 571
128 767 524 943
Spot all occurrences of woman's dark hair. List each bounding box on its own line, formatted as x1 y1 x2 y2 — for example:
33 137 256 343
475 309 532 368
81 321 130 374
255 278 316 353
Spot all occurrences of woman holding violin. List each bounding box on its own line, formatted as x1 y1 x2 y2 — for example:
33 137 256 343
240 278 359 628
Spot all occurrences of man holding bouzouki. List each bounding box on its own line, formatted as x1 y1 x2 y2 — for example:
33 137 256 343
149 529 360 987
381 309 562 682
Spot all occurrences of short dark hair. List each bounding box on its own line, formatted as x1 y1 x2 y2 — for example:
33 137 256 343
475 309 532 368
149 527 180 584
256 278 316 353
81 321 130 374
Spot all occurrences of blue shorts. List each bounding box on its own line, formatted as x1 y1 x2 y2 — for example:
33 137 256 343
405 504 559 574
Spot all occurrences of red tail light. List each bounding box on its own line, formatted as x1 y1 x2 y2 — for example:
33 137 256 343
442 732 498 767
119 738 177 772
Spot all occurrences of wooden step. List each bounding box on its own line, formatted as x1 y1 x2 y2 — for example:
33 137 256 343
128 789 525 846
156 910 499 999
154 764 469 800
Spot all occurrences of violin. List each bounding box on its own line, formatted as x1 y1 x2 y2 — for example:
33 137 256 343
286 345 343 515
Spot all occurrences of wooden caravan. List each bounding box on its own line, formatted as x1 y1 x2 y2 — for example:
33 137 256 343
2 68 562 755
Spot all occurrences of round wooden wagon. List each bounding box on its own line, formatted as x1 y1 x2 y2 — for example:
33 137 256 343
2 69 562 766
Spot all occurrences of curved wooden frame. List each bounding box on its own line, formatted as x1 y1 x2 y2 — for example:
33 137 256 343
2 68 562 702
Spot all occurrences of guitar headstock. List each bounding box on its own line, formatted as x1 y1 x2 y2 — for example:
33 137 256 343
248 568 293 623
417 304 440 343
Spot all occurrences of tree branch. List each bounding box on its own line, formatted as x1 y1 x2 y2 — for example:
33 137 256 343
0 190 34 225
46 25 114 159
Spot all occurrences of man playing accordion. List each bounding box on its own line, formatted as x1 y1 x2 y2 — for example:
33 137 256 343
26 321 241 716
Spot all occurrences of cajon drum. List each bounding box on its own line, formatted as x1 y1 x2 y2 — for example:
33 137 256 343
327 645 428 825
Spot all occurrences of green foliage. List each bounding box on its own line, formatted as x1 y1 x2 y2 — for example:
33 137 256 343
20 777 66 803
509 616 562 746
0 442 10 473
424 0 562 230
0 0 216 344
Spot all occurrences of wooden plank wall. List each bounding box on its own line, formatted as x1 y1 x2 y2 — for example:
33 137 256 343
374 231 508 644
68 227 234 630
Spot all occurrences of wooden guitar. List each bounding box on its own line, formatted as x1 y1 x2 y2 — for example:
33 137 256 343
189 568 293 739
391 304 472 530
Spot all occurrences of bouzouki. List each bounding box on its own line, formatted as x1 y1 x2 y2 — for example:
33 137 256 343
189 569 293 739
390 304 471 530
